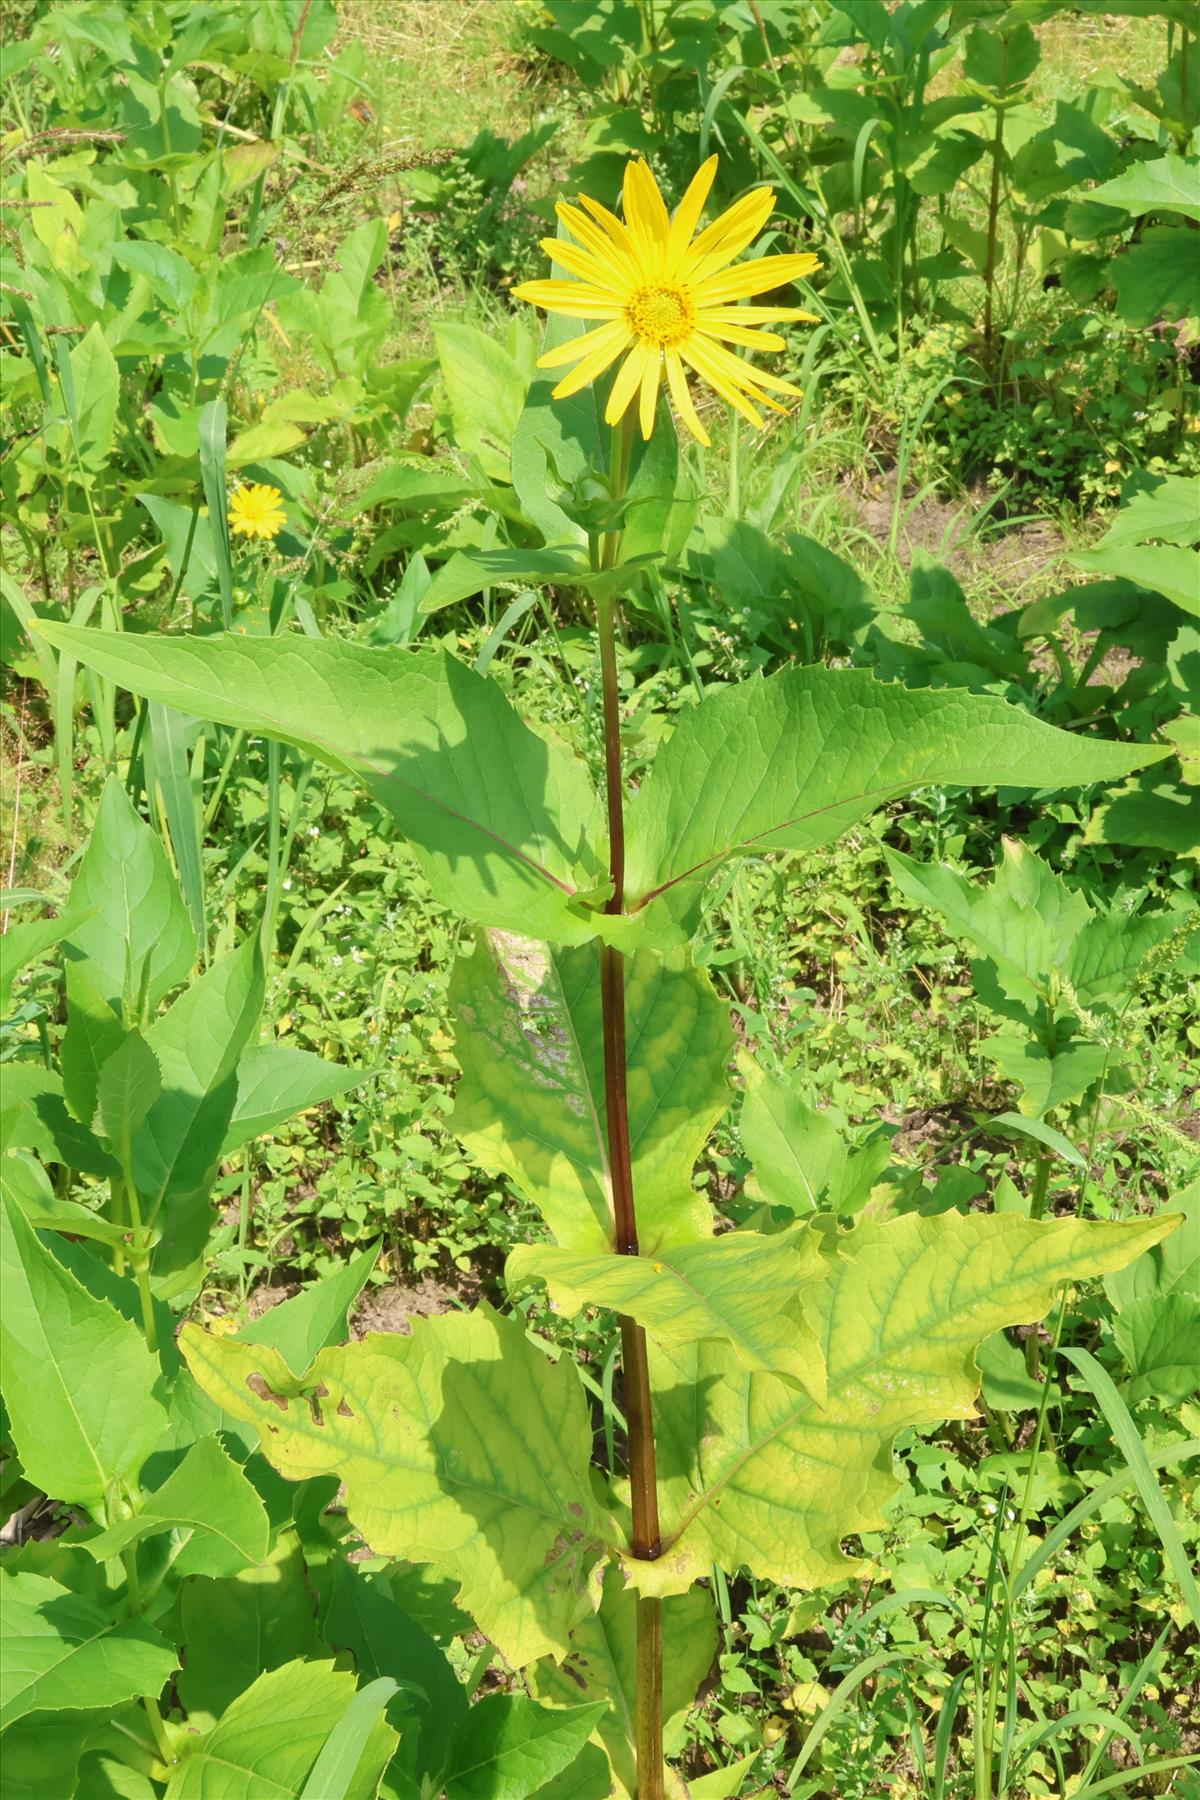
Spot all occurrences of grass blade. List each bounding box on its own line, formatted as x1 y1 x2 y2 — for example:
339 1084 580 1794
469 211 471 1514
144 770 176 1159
198 397 234 630
1012 1437 1200 1602
1060 1346 1200 1629
147 702 206 950
786 1650 897 1787
297 1676 398 1800
1071 1753 1200 1796
932 1669 968 1800
1078 1623 1170 1789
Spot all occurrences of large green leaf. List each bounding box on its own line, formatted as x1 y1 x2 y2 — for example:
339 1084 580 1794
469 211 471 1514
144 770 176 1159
0 908 86 1016
1106 1180 1199 1311
531 1566 716 1796
1071 541 1200 611
63 776 196 1017
37 629 606 943
137 937 265 1294
94 1028 161 1161
61 961 129 1127
1110 231 1200 329
237 1240 380 1376
510 309 682 565
0 1571 176 1729
80 1435 270 1578
449 932 731 1253
1080 471 1200 550
165 1660 396 1800
885 840 1195 1020
0 1708 107 1800
176 1542 322 1722
981 1032 1110 1119
324 1559 466 1785
221 1043 365 1155
435 319 531 483
181 1305 614 1666
511 312 604 549
737 1051 886 1217
622 668 1165 925
1088 152 1200 221
2 1064 116 1177
508 1227 827 1396
1082 773 1200 857
298 1678 400 1800
1112 1294 1200 1407
0 1195 166 1510
0 1155 126 1250
885 839 1089 1009
443 1696 607 1800
624 1211 1178 1597
66 322 119 474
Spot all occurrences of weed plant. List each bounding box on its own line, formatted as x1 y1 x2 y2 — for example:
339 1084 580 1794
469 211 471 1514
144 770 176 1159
1 3 1197 1798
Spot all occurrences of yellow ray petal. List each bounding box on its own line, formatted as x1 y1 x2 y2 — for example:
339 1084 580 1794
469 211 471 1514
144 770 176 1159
678 188 775 283
512 279 624 319
556 201 639 281
638 345 663 439
540 237 625 292
550 320 634 399
578 192 641 262
681 335 766 428
698 322 788 351
691 331 804 398
605 340 651 426
665 346 710 447
693 252 821 305
696 304 820 325
537 320 631 370
623 159 671 253
664 154 718 269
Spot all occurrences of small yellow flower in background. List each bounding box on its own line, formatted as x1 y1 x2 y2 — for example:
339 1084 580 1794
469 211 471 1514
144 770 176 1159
228 482 285 540
513 155 819 447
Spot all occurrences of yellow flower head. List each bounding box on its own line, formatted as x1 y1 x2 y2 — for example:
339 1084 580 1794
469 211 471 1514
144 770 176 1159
228 482 285 541
513 156 819 448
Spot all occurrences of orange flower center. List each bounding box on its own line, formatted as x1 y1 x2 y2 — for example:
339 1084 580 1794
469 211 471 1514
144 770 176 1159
626 283 695 348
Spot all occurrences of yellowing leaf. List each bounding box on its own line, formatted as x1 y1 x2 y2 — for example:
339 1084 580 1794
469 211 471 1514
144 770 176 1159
180 1305 613 1666
451 932 731 1253
226 420 306 466
508 1227 828 1398
625 1211 1179 1596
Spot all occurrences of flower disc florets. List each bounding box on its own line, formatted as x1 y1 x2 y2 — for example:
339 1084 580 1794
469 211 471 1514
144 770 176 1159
626 284 696 348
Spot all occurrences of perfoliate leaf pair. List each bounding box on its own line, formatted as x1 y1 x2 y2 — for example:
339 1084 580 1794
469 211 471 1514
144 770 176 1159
36 628 1165 952
508 1227 828 1395
180 1210 1177 1655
